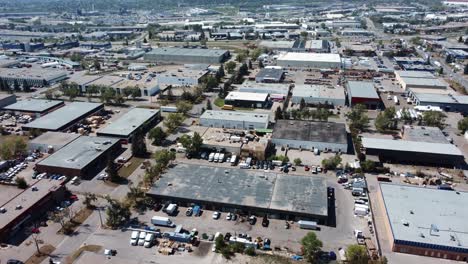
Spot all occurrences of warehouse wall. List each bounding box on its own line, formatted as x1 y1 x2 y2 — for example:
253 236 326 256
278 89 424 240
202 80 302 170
200 119 268 129
271 138 347 152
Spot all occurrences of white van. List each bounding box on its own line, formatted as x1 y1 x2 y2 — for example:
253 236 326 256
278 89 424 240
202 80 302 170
130 231 139 246
239 162 250 169
70 176 79 185
219 153 225 163
214 153 220 162
245 157 252 166
144 233 155 248
230 155 237 166
208 153 215 162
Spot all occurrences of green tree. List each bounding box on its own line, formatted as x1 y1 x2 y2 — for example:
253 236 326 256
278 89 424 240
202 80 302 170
153 149 176 168
360 160 376 172
322 154 342 170
375 107 397 132
239 62 249 76
148 127 166 146
204 76 219 91
106 157 120 183
15 177 28 189
458 117 468 133
275 106 283 120
225 61 236 74
206 99 213 110
22 80 31 92
131 129 147 157
60 82 80 101
93 60 101 70
250 48 263 61
301 232 323 263
346 244 369 264
100 87 116 104
422 111 446 128
113 94 125 105
83 192 97 209
191 132 203 154
299 98 306 110
215 64 225 81
258 60 264 68
45 90 53 100
164 113 185 133
0 136 27 160
176 100 193 115
105 196 130 229
294 158 302 166
346 104 370 132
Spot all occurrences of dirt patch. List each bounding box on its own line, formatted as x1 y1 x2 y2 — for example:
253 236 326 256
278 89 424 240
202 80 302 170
64 244 102 264
25 244 55 264
58 208 93 234
119 157 145 178
193 241 212 257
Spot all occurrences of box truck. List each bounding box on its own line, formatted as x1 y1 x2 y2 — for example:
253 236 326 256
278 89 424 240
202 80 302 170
166 204 177 215
354 207 368 216
230 155 237 166
298 220 319 230
151 216 175 227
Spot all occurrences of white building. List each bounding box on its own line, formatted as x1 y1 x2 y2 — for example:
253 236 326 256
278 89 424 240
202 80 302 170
291 85 345 106
199 110 269 130
276 53 341 69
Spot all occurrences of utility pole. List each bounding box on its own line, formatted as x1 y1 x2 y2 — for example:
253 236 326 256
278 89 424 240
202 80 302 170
97 207 104 227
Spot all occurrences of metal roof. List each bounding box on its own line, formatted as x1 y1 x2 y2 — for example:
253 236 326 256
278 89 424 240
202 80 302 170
396 71 435 78
413 93 468 105
23 102 103 131
97 108 159 137
200 110 269 124
37 136 119 170
346 81 379 99
362 137 463 156
380 183 468 251
293 84 345 100
272 120 347 144
255 68 284 81
225 91 269 102
148 164 328 217
3 99 64 113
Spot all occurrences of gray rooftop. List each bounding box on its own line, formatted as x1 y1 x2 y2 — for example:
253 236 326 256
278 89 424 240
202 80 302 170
23 102 103 131
200 110 269 124
272 120 347 144
362 137 463 156
401 77 447 88
255 68 284 81
0 67 68 81
347 81 379 99
145 47 228 57
239 81 290 96
97 108 159 137
37 136 119 170
380 183 468 251
293 85 345 100
29 131 81 147
148 164 328 217
413 93 468 104
3 99 64 113
396 71 435 78
402 125 448 143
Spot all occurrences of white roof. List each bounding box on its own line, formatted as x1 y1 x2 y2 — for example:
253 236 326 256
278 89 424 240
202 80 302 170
362 137 463 156
277 52 341 63
225 92 269 102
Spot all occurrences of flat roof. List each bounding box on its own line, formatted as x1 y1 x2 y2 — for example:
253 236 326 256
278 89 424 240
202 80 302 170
0 68 68 81
413 93 468 104
23 102 104 131
148 164 328 217
380 183 468 251
3 99 64 113
239 82 290 95
256 68 284 81
200 110 269 124
293 85 345 100
347 81 379 99
362 137 463 156
29 131 81 146
402 125 448 143
401 77 447 88
146 47 228 57
396 71 435 78
97 108 159 137
0 179 62 230
37 136 119 170
225 91 269 102
272 120 347 144
277 52 341 63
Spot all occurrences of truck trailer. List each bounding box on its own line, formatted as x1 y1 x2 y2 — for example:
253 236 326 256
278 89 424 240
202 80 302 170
298 220 319 230
151 216 175 227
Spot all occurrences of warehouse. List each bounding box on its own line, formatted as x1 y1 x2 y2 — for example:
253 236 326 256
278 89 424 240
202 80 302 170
361 137 464 167
276 52 342 69
224 91 270 109
238 81 291 100
35 136 121 178
97 108 160 142
200 110 269 130
255 68 285 83
3 99 64 117
144 47 230 64
22 102 104 132
28 132 81 153
291 85 346 106
409 92 468 114
395 71 447 90
0 68 68 87
378 183 468 261
148 164 330 223
156 69 209 87
0 94 16 108
346 81 381 109
272 120 348 152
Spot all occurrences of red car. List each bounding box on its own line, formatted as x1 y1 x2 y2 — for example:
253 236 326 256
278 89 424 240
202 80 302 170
304 166 310 171
69 195 78 201
31 228 40 234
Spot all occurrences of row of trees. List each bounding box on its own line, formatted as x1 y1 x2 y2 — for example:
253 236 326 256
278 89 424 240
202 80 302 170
143 149 176 187
58 81 142 104
0 136 27 160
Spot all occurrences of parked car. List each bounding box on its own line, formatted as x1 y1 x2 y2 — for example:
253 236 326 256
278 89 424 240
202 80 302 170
226 212 233 220
248 216 257 225
212 211 220 220
130 231 139 246
186 207 193 216
138 231 147 246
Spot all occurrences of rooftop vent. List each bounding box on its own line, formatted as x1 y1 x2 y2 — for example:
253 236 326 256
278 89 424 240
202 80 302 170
410 210 414 214
419 233 425 238
402 220 409 226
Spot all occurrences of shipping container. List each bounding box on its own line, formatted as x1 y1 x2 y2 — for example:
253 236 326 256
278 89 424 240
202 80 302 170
298 220 318 230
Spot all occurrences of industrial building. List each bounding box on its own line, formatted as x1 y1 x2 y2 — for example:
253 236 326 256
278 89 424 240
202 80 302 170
401 125 449 143
3 99 64 117
238 81 291 100
97 108 160 141
272 120 348 152
255 68 285 83
35 136 121 178
0 68 68 87
291 85 346 106
346 81 381 109
276 52 342 69
28 132 81 153
0 180 66 243
361 137 464 167
378 183 468 261
409 92 468 114
224 92 270 109
395 71 447 90
148 164 330 223
144 47 230 64
199 110 269 130
22 102 104 132
155 69 209 87
0 94 16 108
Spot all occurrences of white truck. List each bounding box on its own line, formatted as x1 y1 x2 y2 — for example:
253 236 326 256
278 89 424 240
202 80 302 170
151 216 175 227
393 96 399 105
165 203 177 215
230 155 237 166
214 153 220 162
219 153 225 163
208 152 215 162
298 220 319 230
